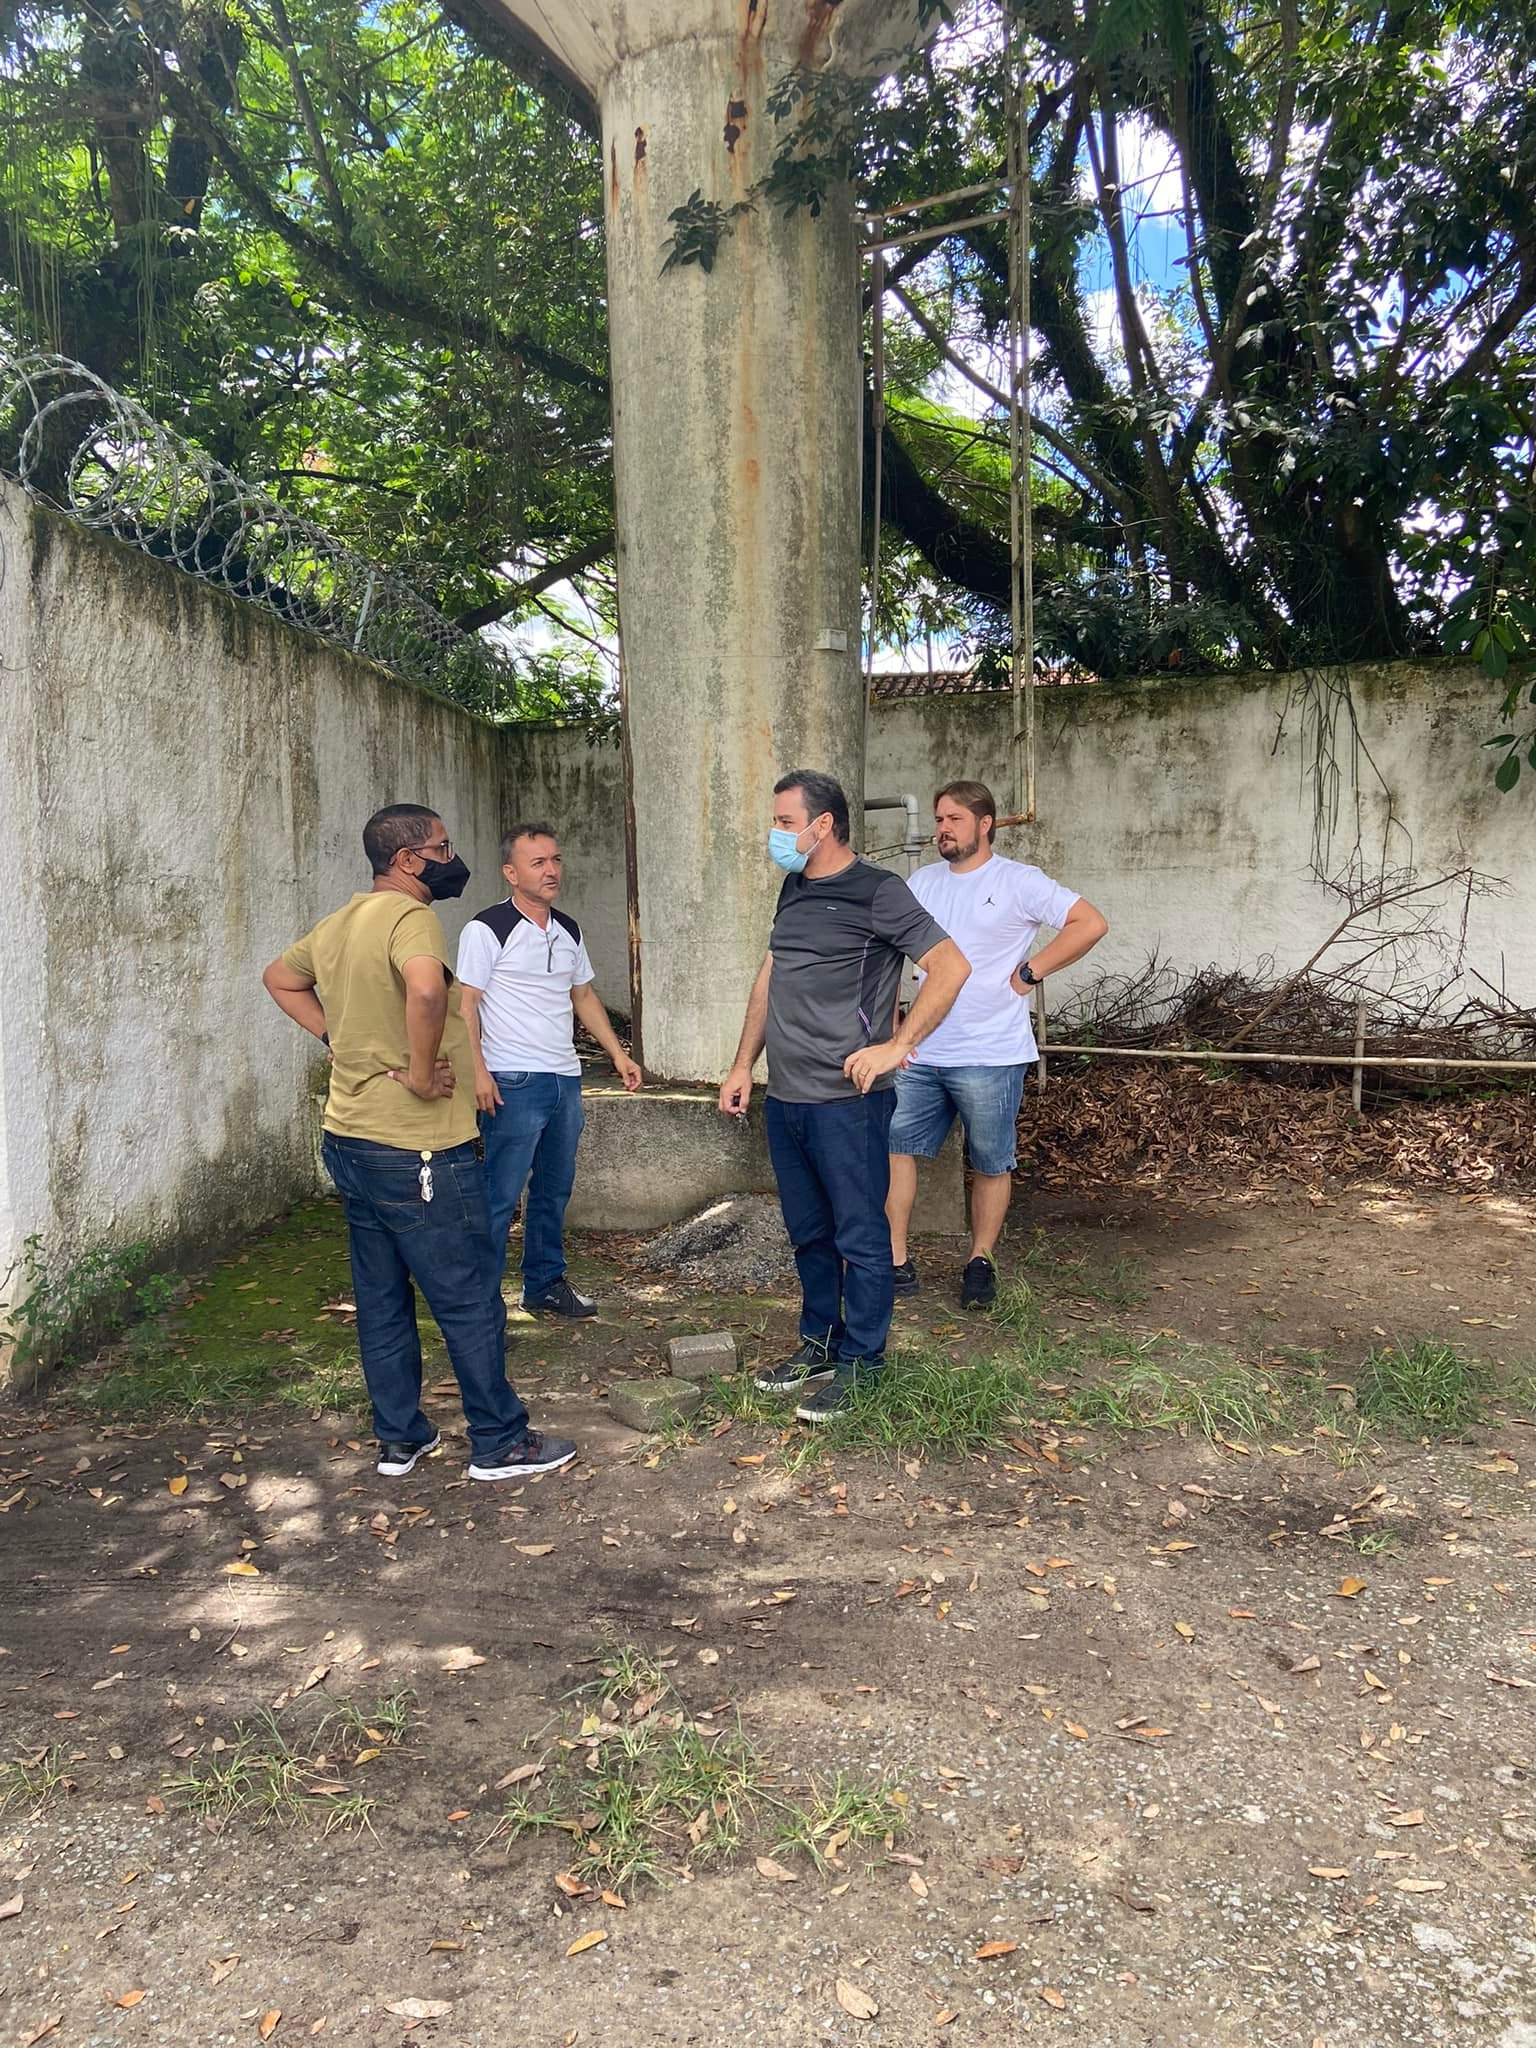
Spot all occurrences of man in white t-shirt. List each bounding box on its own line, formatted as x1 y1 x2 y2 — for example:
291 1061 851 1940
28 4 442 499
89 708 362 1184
888 780 1108 1309
457 822 641 1318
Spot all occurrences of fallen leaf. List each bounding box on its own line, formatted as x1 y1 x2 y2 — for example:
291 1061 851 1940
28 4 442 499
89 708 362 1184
446 1809 471 1823
223 1560 260 1577
0 1893 21 1919
259 2013 281 2041
553 1873 592 1899
1387 1809 1425 1828
1064 1722 1089 1740
935 2012 959 2028
564 1929 608 1958
908 1872 929 1899
754 1856 799 1883
1309 1867 1349 1880
1173 1620 1195 1641
167 1475 188 1497
516 1544 556 1558
1394 1878 1446 1893
697 1648 720 1666
974 1940 1019 1960
114 1989 148 2009
600 1891 626 1910
21 2017 62 2046
494 1763 543 1790
835 1980 879 2020
208 1955 240 1985
427 1940 464 1953
145 1795 165 1815
1041 1987 1067 2010
441 1647 486 1673
382 2000 450 2020
1336 1578 1367 1598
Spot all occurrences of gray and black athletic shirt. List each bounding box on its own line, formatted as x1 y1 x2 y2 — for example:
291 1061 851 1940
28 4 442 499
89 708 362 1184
766 859 949 1103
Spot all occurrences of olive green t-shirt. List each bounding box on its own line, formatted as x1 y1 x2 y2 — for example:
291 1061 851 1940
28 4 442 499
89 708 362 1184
282 892 477 1150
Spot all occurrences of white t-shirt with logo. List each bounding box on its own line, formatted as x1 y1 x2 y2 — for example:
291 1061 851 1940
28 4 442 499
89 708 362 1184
455 900 595 1077
907 854 1078 1067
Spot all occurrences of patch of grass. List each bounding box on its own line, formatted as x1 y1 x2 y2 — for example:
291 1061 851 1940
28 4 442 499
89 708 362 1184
772 1772 906 1870
497 1648 905 1891
0 1745 72 1814
813 1348 1058 1456
1062 1349 1286 1441
1006 1232 1146 1310
1356 1341 1485 1435
167 1691 410 1833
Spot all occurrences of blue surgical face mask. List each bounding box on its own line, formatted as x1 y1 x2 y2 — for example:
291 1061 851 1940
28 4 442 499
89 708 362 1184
769 825 812 874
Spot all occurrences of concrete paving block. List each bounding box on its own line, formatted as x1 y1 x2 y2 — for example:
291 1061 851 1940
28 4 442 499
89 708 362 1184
608 1377 705 1433
668 1330 738 1380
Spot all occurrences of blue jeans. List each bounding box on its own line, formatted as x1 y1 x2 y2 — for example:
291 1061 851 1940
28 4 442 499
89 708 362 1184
890 1062 1027 1176
765 1091 896 1370
321 1133 529 1461
480 1072 585 1297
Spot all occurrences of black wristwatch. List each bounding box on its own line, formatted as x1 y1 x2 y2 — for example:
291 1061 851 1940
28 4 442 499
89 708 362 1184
1018 963 1042 987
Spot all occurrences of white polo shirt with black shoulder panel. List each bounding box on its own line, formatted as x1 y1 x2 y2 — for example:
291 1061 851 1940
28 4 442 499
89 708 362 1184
455 901 595 1077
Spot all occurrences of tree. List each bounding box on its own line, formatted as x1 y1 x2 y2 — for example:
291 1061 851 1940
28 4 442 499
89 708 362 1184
2 0 1532 751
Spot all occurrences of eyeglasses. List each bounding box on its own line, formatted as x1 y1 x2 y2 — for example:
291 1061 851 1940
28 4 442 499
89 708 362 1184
407 836 454 862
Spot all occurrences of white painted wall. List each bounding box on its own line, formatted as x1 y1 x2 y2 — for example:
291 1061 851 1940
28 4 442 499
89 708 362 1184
511 664 1535 1030
0 481 510 1330
867 666 1533 1017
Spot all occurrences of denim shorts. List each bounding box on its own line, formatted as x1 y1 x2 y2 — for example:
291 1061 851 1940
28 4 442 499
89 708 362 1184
889 1062 1026 1177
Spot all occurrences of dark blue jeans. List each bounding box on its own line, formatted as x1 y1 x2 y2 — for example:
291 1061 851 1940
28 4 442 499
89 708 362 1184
765 1090 896 1370
480 1072 585 1297
321 1132 529 1461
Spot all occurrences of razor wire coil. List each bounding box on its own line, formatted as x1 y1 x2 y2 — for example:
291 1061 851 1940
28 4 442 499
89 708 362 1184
0 351 526 718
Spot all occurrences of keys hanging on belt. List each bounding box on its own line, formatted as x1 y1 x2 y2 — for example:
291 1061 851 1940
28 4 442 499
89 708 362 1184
418 1149 434 1203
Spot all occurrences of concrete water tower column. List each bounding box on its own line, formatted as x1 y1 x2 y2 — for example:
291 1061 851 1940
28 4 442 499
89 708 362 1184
479 1 936 1082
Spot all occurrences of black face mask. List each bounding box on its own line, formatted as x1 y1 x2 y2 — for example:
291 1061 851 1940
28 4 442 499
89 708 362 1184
415 853 471 901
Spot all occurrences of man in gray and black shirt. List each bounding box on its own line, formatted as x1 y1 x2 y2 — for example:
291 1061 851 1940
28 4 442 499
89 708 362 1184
718 770 970 1422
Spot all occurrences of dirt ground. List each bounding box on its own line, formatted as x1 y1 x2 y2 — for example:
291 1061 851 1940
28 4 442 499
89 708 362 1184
2 1182 1535 2048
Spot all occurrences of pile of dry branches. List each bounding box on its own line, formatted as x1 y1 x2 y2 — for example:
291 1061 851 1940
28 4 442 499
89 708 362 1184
1023 1062 1536 1193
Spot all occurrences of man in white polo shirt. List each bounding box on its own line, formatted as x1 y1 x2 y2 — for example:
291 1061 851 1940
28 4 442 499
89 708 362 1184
457 822 641 1317
887 780 1108 1310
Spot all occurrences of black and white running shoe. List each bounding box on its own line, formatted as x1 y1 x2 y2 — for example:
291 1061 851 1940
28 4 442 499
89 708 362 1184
467 1432 578 1481
376 1432 441 1477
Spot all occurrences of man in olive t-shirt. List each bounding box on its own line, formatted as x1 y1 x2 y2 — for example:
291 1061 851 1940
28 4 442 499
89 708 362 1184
263 803 576 1483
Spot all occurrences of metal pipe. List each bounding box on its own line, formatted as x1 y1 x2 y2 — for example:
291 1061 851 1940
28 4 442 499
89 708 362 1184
857 179 1013 225
1038 1044 1536 1075
862 210 1008 252
865 793 924 853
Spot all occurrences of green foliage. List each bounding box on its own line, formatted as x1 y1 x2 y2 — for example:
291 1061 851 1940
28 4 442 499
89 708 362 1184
660 191 753 275
2 0 1531 753
1 1233 168 1370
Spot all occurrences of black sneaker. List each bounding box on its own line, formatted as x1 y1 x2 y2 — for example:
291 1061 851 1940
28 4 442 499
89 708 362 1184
522 1278 598 1320
467 1431 578 1481
892 1259 920 1296
961 1254 997 1311
796 1366 879 1425
377 1432 441 1477
754 1340 835 1394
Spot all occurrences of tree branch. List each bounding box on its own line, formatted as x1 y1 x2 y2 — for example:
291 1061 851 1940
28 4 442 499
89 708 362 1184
453 535 614 631
160 69 610 400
